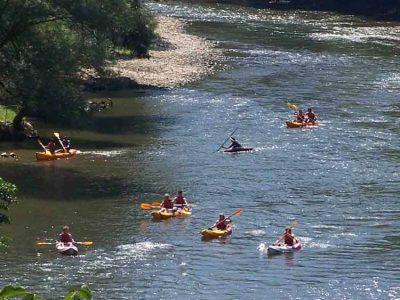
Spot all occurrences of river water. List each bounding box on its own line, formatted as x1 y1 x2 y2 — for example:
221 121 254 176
1 1 399 299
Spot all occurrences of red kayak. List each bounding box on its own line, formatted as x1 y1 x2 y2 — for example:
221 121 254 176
224 147 254 153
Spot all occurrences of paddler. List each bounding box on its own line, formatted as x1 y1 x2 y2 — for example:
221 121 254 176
211 213 232 231
173 190 188 210
223 137 242 150
58 226 75 244
45 138 57 154
160 193 174 212
61 136 72 152
295 110 306 123
305 107 317 122
274 227 298 246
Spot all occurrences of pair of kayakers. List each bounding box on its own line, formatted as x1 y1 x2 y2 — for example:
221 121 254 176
43 135 72 154
159 191 188 212
295 108 317 123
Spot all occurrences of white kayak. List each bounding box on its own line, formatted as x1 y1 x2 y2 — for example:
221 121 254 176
267 241 302 255
56 242 78 256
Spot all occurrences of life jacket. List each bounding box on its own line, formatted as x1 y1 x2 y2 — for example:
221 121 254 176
284 234 295 246
161 198 174 209
296 114 305 122
307 112 316 122
216 219 229 230
59 232 73 243
174 195 186 205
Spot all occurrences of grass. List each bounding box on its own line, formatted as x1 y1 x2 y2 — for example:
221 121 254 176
0 105 16 123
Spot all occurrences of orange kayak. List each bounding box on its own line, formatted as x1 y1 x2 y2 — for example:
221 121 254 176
36 149 78 161
286 121 320 128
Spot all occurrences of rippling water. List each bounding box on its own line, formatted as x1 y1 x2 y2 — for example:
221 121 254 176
0 1 399 299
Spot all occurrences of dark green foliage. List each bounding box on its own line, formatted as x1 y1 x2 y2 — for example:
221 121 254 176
0 0 156 130
0 177 17 248
0 284 91 300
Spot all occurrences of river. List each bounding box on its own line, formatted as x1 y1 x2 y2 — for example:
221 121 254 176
0 1 399 299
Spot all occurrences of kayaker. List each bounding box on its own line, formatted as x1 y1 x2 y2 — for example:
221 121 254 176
62 136 72 152
211 213 232 231
223 137 242 150
160 194 174 212
45 138 57 154
173 190 188 209
295 110 306 122
274 227 297 246
305 108 317 122
58 226 75 244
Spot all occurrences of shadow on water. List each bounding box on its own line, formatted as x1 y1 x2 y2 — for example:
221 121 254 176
0 163 145 201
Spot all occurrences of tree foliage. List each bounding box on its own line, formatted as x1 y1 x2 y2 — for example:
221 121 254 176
0 284 92 300
0 0 156 130
0 177 17 248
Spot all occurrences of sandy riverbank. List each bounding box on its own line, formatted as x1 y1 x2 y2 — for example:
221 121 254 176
114 16 222 88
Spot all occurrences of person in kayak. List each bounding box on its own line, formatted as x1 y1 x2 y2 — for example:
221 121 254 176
223 137 242 150
211 213 232 231
61 136 72 152
160 194 174 212
305 108 317 122
173 190 188 210
45 138 57 154
274 227 298 246
295 110 306 122
58 226 75 244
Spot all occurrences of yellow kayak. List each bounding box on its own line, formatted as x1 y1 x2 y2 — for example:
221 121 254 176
286 120 319 128
36 149 78 161
200 228 232 238
151 208 192 219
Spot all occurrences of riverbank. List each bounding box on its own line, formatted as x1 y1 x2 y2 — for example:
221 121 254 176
114 16 223 88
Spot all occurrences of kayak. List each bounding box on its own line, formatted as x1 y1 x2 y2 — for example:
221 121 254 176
224 147 254 153
200 228 232 238
151 207 192 220
267 241 302 255
56 242 78 256
36 149 78 161
286 120 319 128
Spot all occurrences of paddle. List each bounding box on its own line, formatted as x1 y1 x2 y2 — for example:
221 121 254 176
214 127 238 153
37 139 49 153
53 132 67 153
208 208 243 230
37 241 93 246
287 102 299 110
140 202 161 210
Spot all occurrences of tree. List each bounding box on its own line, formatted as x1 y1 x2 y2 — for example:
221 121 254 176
0 284 92 300
0 0 156 131
0 177 17 249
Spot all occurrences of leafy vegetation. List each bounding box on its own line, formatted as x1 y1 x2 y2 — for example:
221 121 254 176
0 177 17 249
0 284 92 300
0 0 156 132
0 106 16 123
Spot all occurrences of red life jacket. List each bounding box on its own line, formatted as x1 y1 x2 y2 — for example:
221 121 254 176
174 195 186 205
161 198 174 209
284 234 295 246
59 232 73 243
216 219 229 230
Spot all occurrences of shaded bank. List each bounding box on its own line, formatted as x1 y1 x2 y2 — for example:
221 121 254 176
172 0 400 20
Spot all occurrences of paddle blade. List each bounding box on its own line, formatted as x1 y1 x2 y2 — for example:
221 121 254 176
233 208 243 216
151 202 161 207
287 102 299 110
140 203 153 209
36 241 53 245
53 132 60 138
79 241 93 246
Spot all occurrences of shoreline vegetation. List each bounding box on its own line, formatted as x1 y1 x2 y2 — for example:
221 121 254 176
0 12 221 140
